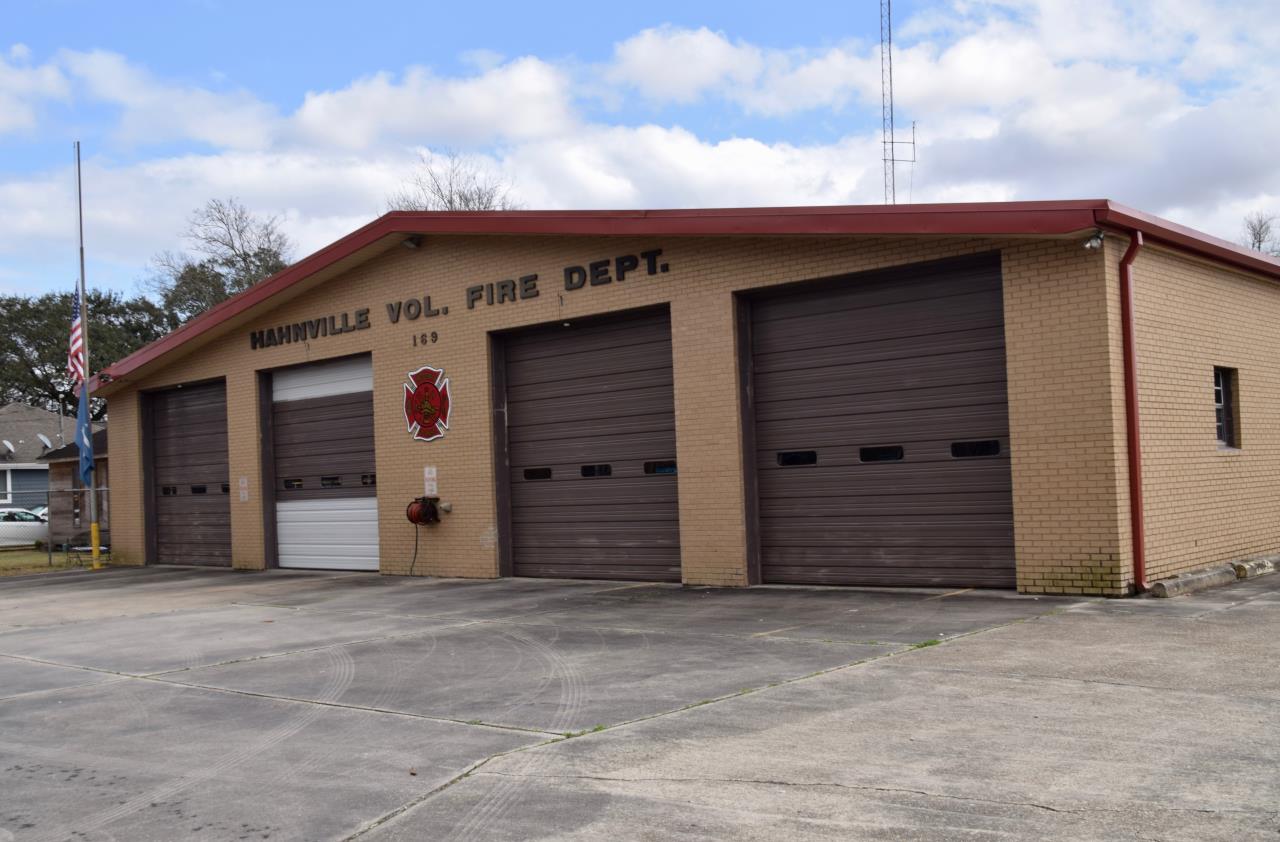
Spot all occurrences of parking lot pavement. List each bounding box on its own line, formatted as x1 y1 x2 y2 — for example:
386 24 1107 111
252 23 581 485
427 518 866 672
3 567 1275 840
368 575 1280 842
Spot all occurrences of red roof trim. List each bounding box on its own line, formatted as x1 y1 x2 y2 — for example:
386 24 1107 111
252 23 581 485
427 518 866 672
1094 202 1280 278
92 199 1280 391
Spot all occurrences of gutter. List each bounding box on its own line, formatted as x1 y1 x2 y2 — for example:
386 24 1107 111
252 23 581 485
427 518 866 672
1117 231 1148 593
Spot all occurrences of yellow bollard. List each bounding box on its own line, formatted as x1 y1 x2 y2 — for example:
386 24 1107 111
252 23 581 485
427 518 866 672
90 521 102 570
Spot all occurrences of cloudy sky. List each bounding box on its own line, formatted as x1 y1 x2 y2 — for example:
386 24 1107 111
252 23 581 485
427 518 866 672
3 0 1278 296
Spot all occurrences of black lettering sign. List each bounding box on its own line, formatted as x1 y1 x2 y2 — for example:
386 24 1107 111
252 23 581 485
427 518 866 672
248 309 369 350
589 260 611 286
615 254 639 281
252 249 670 348
562 250 667 296
640 248 664 275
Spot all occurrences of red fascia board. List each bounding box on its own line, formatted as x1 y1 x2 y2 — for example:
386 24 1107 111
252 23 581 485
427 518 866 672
92 214 393 392
92 199 1277 391
1096 202 1280 278
381 200 1107 237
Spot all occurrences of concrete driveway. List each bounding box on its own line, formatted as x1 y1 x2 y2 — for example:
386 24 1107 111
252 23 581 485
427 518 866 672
0 568 1276 841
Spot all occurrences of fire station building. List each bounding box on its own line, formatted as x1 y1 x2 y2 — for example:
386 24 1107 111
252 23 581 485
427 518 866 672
93 201 1280 596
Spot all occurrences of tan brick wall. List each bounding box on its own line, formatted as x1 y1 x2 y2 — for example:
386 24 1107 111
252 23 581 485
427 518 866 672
106 390 143 565
105 232 1133 591
1002 239 1130 595
1133 244 1280 580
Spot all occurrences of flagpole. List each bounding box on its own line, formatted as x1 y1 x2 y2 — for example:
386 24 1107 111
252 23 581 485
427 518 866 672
75 141 101 570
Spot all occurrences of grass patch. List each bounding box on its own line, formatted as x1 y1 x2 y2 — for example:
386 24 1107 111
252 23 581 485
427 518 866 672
0 549 85 577
562 724 608 739
911 639 942 649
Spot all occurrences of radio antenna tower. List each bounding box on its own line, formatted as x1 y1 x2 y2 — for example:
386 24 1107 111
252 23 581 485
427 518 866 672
880 0 916 204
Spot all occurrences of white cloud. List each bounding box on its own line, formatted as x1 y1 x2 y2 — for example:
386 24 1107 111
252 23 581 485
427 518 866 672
58 49 279 149
509 124 876 208
608 26 763 104
4 1 1280 296
291 57 575 150
459 49 505 71
0 48 68 134
0 150 418 283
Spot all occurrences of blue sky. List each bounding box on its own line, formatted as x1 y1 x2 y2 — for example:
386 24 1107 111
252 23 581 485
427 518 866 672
2 0 1278 296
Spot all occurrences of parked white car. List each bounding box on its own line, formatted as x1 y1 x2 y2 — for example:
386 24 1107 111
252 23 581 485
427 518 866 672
0 508 48 547
27 504 49 519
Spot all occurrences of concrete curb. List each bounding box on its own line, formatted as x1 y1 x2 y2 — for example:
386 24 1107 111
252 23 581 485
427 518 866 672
1233 555 1279 580
1149 564 1238 598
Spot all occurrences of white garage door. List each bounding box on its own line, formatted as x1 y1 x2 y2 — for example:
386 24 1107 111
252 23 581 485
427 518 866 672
276 498 379 571
271 355 379 571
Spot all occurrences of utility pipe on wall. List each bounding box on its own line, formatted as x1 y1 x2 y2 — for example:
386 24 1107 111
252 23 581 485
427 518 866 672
1118 230 1147 592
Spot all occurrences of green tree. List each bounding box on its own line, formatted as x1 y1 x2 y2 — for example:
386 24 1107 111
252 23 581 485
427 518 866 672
0 290 169 420
149 197 292 323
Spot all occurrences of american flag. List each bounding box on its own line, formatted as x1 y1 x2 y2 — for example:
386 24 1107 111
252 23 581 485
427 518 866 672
68 288 86 384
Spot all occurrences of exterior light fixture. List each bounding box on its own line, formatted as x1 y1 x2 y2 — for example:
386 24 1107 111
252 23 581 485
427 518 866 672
1083 230 1105 250
402 235 423 250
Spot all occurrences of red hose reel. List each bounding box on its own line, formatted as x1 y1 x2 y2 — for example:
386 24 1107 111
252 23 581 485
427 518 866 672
406 496 440 525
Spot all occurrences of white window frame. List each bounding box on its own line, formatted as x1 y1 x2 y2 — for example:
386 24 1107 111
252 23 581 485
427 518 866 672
0 469 10 504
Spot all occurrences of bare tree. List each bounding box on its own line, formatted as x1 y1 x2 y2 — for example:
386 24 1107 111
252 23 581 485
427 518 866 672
146 197 294 324
386 151 519 212
185 197 293 283
1242 211 1277 254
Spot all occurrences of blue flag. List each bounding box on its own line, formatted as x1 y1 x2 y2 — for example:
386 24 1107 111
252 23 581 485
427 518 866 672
76 384 94 487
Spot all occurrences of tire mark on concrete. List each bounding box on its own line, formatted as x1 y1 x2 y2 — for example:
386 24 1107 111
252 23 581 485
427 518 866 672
445 625 585 842
29 645 356 842
274 628 435 789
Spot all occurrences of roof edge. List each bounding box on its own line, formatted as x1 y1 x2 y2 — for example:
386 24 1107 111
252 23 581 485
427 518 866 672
1096 202 1280 277
92 200 1280 391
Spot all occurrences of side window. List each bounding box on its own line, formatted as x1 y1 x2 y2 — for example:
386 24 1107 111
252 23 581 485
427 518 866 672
1213 367 1240 448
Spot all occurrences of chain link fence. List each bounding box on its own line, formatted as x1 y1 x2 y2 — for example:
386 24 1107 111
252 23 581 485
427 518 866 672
1 486 110 570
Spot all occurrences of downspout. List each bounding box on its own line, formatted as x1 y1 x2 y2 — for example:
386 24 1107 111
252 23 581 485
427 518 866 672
1118 230 1147 592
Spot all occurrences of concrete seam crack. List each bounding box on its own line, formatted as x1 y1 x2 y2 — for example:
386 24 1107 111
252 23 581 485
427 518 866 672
140 620 485 676
138 674 562 736
479 771 1267 817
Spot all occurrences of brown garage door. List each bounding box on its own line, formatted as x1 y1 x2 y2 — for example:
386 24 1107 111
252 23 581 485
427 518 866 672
749 253 1014 588
150 381 232 567
501 308 680 581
